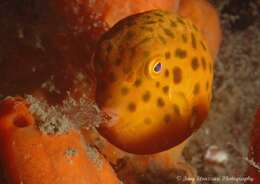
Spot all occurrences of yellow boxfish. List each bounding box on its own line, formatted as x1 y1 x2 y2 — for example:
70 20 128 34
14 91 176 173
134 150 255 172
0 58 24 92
95 10 213 154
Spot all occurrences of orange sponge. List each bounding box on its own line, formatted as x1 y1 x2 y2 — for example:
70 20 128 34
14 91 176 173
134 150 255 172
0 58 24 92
0 97 119 184
178 0 222 58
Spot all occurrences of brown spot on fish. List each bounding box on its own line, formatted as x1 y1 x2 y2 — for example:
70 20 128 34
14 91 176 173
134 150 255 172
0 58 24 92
134 79 142 87
177 17 186 25
121 87 129 95
163 28 175 38
165 52 171 59
154 12 164 17
140 26 154 32
144 20 157 25
190 107 197 129
191 33 197 49
173 67 182 84
200 41 207 51
193 83 200 95
158 19 164 23
201 57 206 70
170 20 177 27
182 34 188 43
164 114 172 124
125 31 135 40
175 48 187 58
162 86 169 94
164 69 169 77
158 35 167 45
156 82 160 88
145 15 152 19
157 98 165 107
209 63 213 73
206 81 209 91
191 57 199 70
142 91 151 102
128 102 136 112
173 104 181 116
137 37 152 46
192 24 199 31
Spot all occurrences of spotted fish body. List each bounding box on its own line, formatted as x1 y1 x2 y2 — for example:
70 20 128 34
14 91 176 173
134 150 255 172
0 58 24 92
95 10 213 154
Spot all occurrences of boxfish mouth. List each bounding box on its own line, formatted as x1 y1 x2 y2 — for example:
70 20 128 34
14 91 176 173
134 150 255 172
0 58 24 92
101 107 120 127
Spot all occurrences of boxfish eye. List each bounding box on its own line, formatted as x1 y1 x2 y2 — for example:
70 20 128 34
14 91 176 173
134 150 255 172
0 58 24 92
146 58 163 78
154 62 162 73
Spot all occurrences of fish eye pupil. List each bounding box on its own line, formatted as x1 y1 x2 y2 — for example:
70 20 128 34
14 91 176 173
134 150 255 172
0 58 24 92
154 62 162 73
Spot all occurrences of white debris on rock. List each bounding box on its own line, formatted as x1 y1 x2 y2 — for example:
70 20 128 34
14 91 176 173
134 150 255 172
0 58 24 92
85 144 104 170
65 147 78 157
26 94 102 134
26 95 72 135
17 27 24 39
62 95 102 129
76 72 85 81
35 35 45 51
32 67 36 72
243 157 260 171
41 75 61 94
205 145 229 164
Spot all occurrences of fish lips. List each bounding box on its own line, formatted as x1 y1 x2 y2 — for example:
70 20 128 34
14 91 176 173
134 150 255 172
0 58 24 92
100 107 120 127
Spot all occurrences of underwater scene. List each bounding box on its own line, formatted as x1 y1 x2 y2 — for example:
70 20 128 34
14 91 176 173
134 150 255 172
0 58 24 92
0 0 259 183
